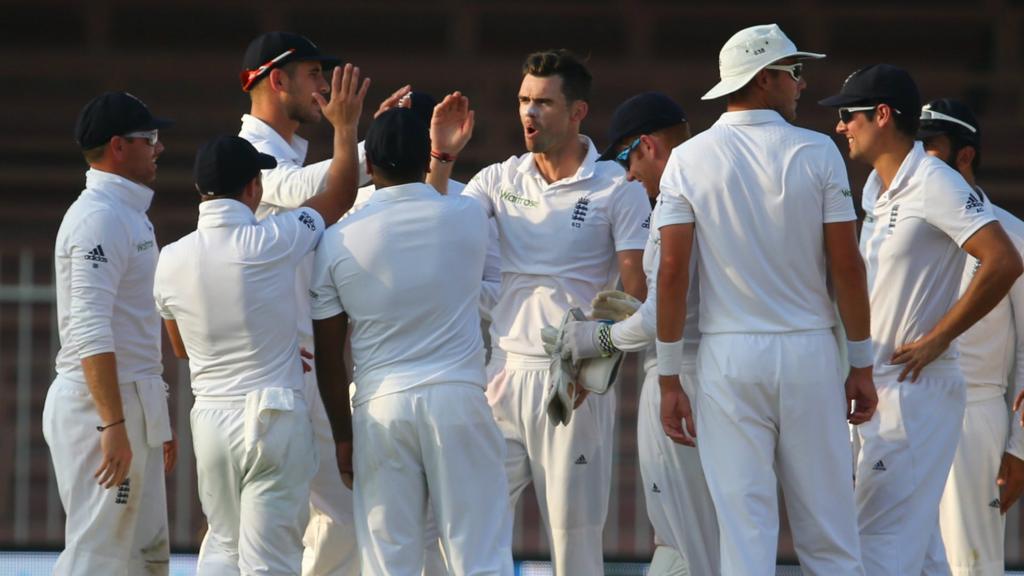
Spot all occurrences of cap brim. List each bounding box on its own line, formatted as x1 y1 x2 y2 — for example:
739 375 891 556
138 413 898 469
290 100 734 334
256 152 277 169
702 51 827 100
817 93 870 108
137 116 176 131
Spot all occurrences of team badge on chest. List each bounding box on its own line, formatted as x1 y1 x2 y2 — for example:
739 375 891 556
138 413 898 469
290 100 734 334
571 197 590 228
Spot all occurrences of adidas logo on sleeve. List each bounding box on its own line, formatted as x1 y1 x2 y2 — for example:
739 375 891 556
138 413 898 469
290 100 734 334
84 244 108 267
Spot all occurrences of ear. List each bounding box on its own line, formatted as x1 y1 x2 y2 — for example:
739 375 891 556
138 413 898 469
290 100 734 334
754 69 772 90
242 175 261 202
267 68 289 93
956 146 976 172
107 136 126 161
569 99 589 124
876 104 897 128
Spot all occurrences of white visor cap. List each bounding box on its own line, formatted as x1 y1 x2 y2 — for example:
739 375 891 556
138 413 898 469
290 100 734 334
702 23 825 100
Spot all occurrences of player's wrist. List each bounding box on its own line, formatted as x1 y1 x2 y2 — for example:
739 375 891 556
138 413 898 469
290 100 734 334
656 339 684 376
430 150 457 163
846 337 874 368
96 418 126 432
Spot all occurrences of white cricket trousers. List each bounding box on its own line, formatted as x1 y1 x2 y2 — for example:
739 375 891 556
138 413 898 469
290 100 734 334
638 359 719 576
300 368 359 576
352 383 513 576
932 391 1008 576
696 331 864 576
485 352 615 576
192 389 318 575
855 366 966 576
42 375 171 575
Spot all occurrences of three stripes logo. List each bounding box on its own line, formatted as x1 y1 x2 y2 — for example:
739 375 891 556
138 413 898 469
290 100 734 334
965 189 985 214
298 211 317 232
651 482 661 494
85 244 108 268
989 498 1002 509
574 454 588 465
872 460 886 472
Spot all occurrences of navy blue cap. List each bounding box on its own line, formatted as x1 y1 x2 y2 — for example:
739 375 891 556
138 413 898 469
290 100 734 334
408 92 437 127
818 64 921 117
241 32 340 91
918 98 981 148
599 92 687 161
194 135 277 196
364 108 431 175
75 92 174 149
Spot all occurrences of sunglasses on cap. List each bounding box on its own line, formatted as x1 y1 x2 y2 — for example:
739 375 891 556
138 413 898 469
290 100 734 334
919 107 977 134
240 48 297 92
122 129 159 146
615 137 642 171
838 104 902 124
763 62 803 82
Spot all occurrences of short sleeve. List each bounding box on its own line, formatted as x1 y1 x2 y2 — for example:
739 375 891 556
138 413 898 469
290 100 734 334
461 164 499 217
610 181 651 252
309 235 345 320
267 207 326 263
656 152 695 228
820 143 857 223
924 172 997 247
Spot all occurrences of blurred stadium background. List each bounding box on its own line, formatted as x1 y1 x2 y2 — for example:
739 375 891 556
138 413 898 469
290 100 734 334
1 0 1023 571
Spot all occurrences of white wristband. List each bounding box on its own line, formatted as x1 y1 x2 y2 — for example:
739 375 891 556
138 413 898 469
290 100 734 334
656 339 685 376
847 338 874 368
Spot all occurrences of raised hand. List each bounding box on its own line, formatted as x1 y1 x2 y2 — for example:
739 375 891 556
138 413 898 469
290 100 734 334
374 84 412 118
314 63 371 132
430 91 475 156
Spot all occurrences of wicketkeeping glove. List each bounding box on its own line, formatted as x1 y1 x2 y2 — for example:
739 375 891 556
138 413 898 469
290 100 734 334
591 290 642 322
561 320 619 364
542 308 587 426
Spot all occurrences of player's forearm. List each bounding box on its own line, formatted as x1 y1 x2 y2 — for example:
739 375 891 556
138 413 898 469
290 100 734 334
656 225 692 343
831 255 871 342
931 253 1022 347
313 317 353 442
323 126 360 222
80 352 125 425
618 250 647 302
426 158 453 195
610 298 656 351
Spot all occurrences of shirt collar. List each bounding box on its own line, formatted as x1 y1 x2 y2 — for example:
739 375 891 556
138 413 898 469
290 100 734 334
197 198 258 228
868 141 925 202
715 109 787 126
84 168 155 213
368 182 440 204
239 114 308 165
517 135 599 187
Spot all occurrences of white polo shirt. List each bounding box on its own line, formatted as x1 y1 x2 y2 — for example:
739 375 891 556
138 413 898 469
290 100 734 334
859 142 995 376
609 198 700 358
462 136 651 357
309 182 488 407
153 200 324 397
239 114 370 346
658 109 856 335
54 169 162 385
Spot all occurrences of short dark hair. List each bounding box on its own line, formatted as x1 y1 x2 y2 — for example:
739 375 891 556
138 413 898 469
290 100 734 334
948 134 982 173
522 49 592 103
891 104 919 139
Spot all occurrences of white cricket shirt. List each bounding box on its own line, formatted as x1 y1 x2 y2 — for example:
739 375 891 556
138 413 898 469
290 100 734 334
462 136 651 357
54 169 163 384
658 109 856 334
309 182 489 406
610 198 700 358
860 142 996 376
239 114 370 346
153 200 325 397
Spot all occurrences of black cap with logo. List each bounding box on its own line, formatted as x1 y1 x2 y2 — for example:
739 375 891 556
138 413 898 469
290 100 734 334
75 92 174 149
818 63 921 117
598 92 687 161
918 98 980 148
364 108 431 175
193 136 277 196
241 31 340 92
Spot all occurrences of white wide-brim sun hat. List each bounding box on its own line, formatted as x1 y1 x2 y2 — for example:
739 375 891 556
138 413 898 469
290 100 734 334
702 23 826 100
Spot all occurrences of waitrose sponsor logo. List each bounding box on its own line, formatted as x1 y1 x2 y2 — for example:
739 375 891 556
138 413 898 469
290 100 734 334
499 189 538 208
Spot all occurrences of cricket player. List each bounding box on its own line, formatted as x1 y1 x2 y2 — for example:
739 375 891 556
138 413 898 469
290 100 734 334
821 64 1023 576
429 49 650 575
914 98 1024 576
656 24 876 576
309 107 513 576
238 31 384 575
153 64 367 574
555 92 719 575
44 91 175 575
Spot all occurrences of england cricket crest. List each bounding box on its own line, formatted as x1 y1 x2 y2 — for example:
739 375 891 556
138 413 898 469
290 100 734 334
571 196 590 228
